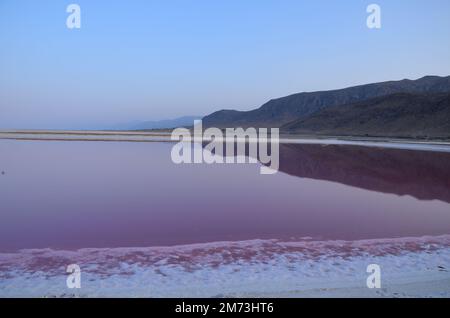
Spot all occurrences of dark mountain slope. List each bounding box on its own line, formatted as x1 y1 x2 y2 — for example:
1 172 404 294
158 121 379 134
281 92 450 138
203 76 450 129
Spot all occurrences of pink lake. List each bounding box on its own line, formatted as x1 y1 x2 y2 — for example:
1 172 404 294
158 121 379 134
1 140 450 252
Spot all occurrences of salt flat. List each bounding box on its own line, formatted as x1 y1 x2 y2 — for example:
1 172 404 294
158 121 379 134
1 130 450 153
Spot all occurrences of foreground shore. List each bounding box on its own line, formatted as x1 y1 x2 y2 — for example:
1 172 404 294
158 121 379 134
1 236 450 298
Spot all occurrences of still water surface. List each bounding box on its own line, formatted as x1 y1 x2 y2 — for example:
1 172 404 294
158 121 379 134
1 140 450 252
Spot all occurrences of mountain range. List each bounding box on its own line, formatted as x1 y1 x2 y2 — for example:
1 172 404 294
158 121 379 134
203 75 450 139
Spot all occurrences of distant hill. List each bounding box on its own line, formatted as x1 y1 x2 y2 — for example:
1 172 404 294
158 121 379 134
110 116 201 130
282 92 450 139
203 76 450 138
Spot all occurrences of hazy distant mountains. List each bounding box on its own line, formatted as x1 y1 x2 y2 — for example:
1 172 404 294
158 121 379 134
110 116 201 130
203 75 450 139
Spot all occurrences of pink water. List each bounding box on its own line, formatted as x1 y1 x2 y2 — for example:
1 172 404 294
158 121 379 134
1 140 450 252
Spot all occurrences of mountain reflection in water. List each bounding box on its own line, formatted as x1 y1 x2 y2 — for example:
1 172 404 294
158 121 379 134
275 143 450 203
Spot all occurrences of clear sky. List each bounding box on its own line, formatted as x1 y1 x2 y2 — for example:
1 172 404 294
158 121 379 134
1 0 450 129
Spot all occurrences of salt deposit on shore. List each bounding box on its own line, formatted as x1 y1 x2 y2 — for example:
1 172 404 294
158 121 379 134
1 130 450 153
1 236 449 298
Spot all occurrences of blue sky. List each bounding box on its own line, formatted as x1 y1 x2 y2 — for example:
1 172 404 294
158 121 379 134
1 0 450 129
